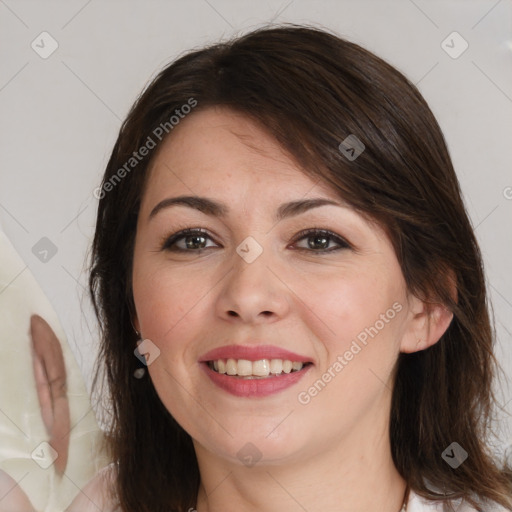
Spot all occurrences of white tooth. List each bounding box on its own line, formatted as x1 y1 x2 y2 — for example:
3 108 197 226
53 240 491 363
237 359 252 376
213 360 219 371
226 358 237 375
217 360 226 374
252 359 270 377
292 361 303 371
269 359 283 374
282 360 292 373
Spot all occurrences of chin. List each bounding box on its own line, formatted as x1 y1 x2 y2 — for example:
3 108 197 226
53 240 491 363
195 422 311 468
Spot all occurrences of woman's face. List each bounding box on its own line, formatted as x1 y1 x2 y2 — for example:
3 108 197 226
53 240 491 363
132 106 417 467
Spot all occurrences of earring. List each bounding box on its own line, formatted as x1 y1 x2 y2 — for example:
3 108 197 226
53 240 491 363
133 329 146 379
134 367 146 379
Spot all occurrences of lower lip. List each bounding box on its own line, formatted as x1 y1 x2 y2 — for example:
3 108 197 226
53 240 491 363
200 363 311 398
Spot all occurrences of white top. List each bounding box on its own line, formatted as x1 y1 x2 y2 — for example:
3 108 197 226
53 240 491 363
65 466 507 512
407 489 507 511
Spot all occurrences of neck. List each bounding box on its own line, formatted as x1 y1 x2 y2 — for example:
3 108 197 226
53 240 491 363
194 407 407 512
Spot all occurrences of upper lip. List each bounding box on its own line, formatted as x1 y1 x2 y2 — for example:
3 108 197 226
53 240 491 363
199 344 312 363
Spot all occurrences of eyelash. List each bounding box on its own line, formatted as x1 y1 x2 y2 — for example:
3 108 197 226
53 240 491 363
159 227 352 254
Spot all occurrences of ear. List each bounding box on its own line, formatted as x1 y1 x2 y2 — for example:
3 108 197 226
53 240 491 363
400 269 457 353
400 295 454 353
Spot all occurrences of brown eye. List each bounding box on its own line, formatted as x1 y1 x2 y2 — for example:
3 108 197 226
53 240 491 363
291 229 351 253
161 228 217 252
160 227 351 254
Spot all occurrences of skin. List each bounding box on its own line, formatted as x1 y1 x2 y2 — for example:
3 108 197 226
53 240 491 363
30 314 70 475
128 106 453 512
64 464 119 512
0 464 118 512
1 107 452 511
0 317 117 511
0 316 70 512
0 470 36 512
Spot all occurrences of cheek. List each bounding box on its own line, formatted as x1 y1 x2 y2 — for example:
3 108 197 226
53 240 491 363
304 268 404 353
132 260 212 413
295 271 406 422
131 257 210 365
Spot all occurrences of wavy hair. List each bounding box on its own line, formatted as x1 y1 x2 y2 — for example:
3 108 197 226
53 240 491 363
89 24 512 511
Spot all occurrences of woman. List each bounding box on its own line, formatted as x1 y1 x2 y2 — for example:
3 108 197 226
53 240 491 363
84 24 512 511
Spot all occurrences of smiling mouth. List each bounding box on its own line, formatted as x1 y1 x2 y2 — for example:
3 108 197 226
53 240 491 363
206 358 313 379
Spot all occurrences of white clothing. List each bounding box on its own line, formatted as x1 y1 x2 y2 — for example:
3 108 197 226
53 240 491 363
66 470 508 512
407 489 508 511
0 225 109 512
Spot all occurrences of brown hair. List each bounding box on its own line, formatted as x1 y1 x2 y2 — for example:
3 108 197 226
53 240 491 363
89 24 512 511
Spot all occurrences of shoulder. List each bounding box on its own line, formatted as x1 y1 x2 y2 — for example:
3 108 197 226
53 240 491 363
407 490 509 512
65 463 120 512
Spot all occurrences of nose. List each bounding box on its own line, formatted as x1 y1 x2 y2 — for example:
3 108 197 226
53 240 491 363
215 247 290 324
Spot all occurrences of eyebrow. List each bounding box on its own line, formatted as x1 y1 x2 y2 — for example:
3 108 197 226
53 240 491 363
148 195 344 223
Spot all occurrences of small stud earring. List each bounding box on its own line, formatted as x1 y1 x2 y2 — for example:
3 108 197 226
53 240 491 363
132 325 146 378
133 367 146 379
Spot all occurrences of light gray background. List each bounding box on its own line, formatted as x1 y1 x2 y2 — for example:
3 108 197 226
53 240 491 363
1 0 511 455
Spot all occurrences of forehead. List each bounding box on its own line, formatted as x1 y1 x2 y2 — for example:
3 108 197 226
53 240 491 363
143 106 334 200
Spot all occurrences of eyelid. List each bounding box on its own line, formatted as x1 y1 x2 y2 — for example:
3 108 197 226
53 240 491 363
290 227 353 251
159 226 353 253
159 227 213 251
